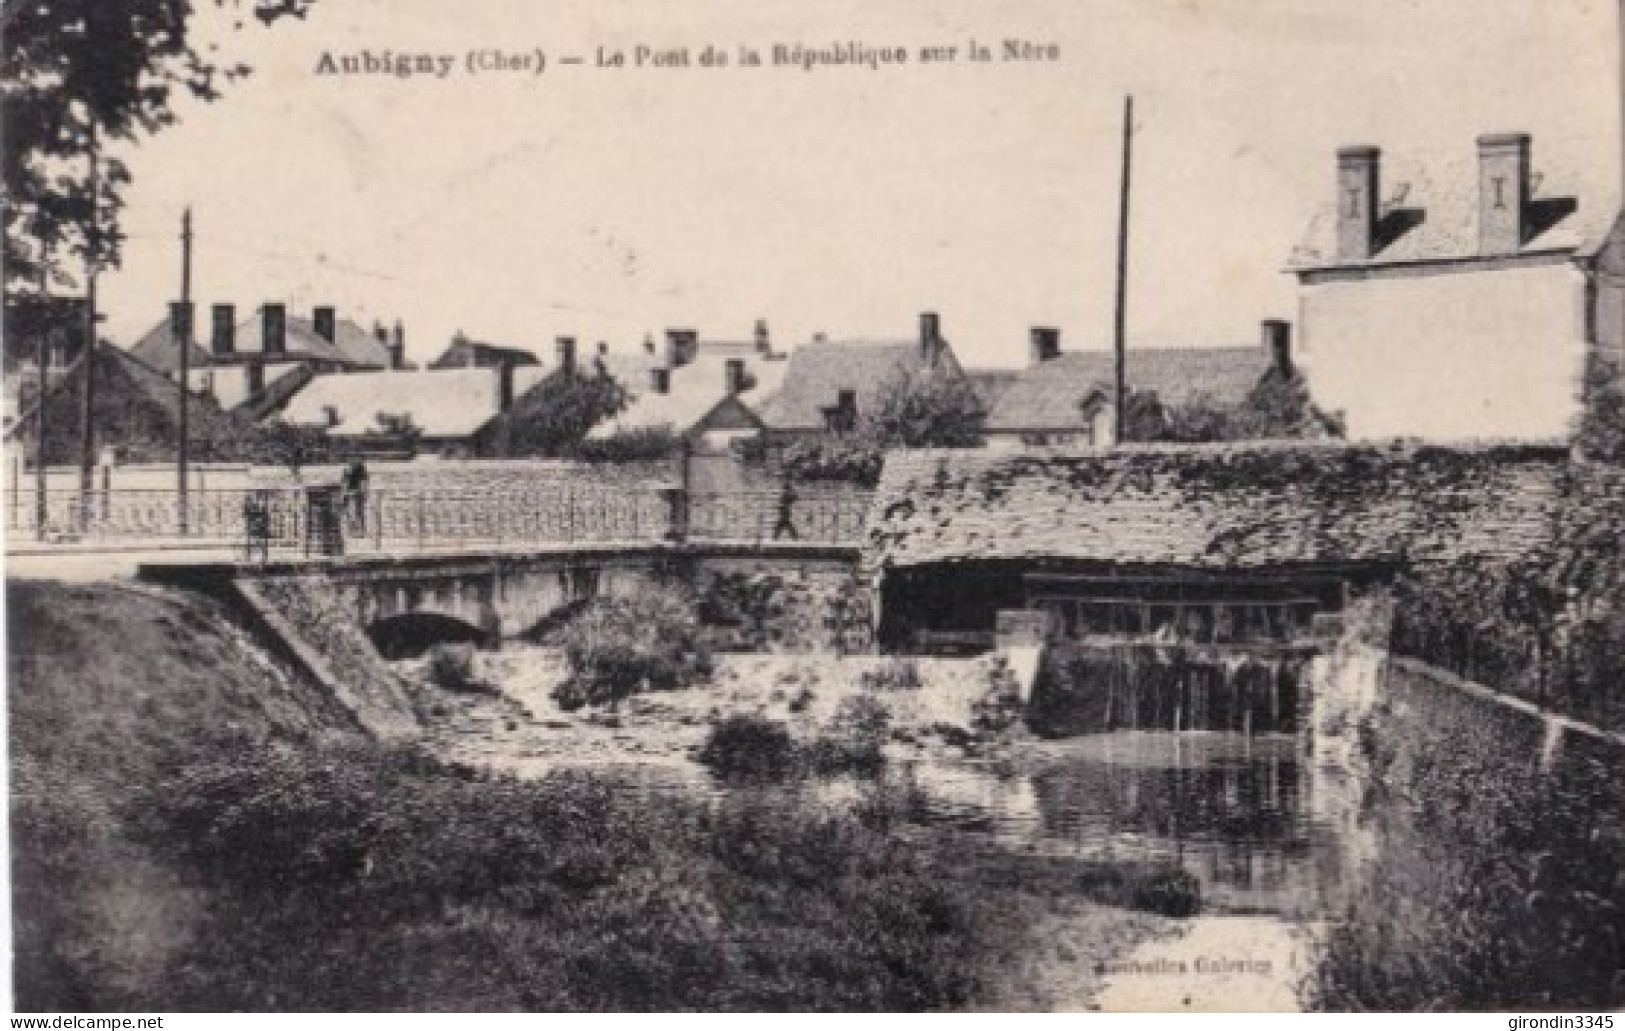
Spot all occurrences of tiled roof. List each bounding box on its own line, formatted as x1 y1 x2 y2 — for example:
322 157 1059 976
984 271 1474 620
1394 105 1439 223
232 311 379 368
279 368 501 438
985 346 1272 432
1289 140 1620 271
428 337 540 368
758 340 962 431
965 368 1021 409
331 318 394 367
128 311 391 371
587 353 790 438
864 441 1567 573
6 341 272 463
127 317 212 373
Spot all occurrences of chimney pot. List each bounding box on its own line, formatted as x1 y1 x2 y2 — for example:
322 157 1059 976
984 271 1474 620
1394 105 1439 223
246 358 265 397
753 318 771 355
1477 132 1532 255
725 358 746 395
919 311 941 359
1028 326 1061 365
262 303 287 357
1261 319 1293 378
555 336 578 376
312 305 336 344
1336 145 1381 262
650 366 671 394
210 303 236 357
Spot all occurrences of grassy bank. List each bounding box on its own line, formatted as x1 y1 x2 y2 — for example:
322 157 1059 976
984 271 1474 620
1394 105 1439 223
9 580 1169 1011
7 580 366 1010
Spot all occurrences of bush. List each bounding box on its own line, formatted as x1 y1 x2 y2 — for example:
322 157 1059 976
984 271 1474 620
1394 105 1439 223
697 714 799 781
425 643 488 694
808 695 891 775
130 743 1022 1010
779 437 886 488
553 587 712 711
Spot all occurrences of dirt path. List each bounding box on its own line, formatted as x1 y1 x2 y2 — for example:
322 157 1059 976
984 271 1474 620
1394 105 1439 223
1092 914 1315 1012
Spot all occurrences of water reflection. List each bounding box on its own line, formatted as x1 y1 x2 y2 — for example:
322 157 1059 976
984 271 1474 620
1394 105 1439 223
896 731 1343 919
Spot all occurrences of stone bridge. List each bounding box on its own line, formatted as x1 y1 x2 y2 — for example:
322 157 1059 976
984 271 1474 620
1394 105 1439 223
142 541 868 660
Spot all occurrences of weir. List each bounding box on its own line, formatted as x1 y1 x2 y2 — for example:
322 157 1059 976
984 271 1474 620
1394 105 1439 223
1029 642 1318 739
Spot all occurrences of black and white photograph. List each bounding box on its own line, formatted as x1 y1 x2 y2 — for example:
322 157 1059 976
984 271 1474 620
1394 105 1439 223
3 0 1623 1017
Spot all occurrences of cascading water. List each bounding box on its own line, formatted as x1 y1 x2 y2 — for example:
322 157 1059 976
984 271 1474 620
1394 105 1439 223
1030 642 1312 738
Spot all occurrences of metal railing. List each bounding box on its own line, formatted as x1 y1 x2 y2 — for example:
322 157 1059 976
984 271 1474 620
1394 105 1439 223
6 484 873 556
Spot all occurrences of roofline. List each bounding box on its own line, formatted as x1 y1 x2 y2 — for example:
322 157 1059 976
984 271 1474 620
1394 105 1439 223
1288 247 1579 281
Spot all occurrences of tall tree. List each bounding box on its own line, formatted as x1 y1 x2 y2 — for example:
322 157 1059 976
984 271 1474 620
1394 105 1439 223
3 0 313 296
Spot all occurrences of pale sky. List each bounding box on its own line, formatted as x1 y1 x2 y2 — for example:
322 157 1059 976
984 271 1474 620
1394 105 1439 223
98 0 1623 368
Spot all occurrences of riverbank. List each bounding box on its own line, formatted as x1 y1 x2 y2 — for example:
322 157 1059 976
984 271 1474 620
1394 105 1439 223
8 580 1174 1011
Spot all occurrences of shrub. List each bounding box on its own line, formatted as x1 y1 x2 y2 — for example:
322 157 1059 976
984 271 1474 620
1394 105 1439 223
808 695 890 775
697 714 799 781
553 587 711 711
425 643 487 694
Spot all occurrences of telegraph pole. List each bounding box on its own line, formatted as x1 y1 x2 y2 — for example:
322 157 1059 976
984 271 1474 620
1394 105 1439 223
34 262 50 541
78 122 101 530
176 207 193 535
1112 95 1134 448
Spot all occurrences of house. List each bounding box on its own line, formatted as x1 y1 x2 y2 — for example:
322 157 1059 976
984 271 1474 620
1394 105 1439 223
276 361 552 453
585 326 789 445
982 322 1291 449
756 313 975 440
4 338 275 465
130 302 409 411
1287 132 1624 441
428 333 540 370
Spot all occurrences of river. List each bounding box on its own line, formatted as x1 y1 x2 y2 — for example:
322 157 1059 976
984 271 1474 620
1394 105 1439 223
402 644 1357 1011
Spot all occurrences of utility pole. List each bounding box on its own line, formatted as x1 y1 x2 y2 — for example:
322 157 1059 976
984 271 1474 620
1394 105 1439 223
176 207 193 535
34 262 50 541
1112 95 1134 448
78 121 101 531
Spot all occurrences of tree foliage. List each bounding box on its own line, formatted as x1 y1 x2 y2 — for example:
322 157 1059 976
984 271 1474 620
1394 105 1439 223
3 0 314 295
1576 355 1625 465
477 371 629 457
869 364 986 449
1121 370 1344 444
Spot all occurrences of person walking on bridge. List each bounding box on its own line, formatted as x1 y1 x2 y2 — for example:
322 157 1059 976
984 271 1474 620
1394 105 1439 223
772 474 799 541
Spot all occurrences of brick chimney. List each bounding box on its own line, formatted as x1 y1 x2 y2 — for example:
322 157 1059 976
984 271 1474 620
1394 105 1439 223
312 305 336 344
210 303 235 357
1477 132 1532 255
725 358 746 395
390 320 405 370
649 366 671 394
919 311 942 362
754 318 771 355
262 303 287 357
1336 145 1381 261
555 336 577 376
1261 319 1293 378
664 328 698 367
1028 326 1061 365
497 362 516 412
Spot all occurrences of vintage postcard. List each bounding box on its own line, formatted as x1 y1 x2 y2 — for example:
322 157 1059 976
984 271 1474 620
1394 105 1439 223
4 0 1623 1017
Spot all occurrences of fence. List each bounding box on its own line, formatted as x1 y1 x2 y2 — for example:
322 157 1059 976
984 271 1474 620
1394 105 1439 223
6 484 873 556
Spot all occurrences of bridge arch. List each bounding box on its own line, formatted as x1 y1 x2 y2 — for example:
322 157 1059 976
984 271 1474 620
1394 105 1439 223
367 611 490 659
